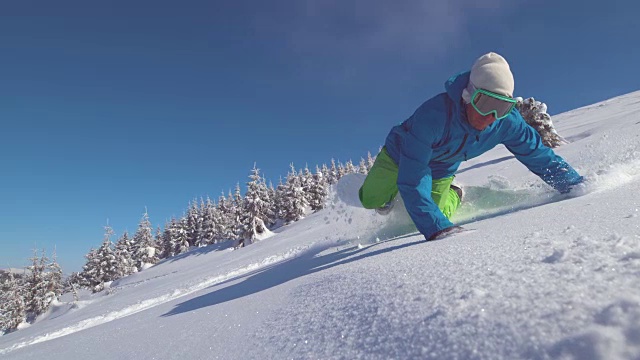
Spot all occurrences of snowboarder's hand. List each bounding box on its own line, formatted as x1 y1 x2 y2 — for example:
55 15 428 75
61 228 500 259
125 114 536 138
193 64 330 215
428 226 465 241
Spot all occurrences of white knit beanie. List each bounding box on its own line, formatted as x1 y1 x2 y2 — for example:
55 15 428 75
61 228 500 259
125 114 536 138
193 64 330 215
462 52 514 103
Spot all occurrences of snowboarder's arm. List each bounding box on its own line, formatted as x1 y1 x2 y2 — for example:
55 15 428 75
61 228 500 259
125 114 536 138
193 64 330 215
502 112 583 193
396 110 455 239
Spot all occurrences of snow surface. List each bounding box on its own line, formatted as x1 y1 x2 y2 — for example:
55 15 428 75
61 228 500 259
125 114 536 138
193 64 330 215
2 91 640 359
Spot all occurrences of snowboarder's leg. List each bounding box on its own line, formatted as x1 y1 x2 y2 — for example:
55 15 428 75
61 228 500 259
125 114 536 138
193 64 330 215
431 177 462 219
359 148 462 218
359 147 399 209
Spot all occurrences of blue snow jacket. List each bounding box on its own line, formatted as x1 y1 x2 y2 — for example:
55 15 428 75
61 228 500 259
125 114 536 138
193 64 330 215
384 71 583 240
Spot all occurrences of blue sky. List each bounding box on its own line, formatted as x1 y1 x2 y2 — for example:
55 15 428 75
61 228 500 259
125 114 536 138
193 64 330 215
1 0 638 272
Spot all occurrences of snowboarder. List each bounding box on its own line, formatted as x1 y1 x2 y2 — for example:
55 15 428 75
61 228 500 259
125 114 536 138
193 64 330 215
359 52 584 240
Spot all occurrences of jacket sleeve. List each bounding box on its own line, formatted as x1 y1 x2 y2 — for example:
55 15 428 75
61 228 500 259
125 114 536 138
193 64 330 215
501 112 583 193
396 107 454 239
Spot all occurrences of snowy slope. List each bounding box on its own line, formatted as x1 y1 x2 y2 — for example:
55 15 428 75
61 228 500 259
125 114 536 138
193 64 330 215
1 92 640 359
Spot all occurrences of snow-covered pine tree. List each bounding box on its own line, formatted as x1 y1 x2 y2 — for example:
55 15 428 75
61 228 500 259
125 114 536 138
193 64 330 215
114 231 137 277
281 163 308 223
266 180 277 227
23 249 50 320
185 200 202 247
154 226 165 259
0 271 26 334
358 158 368 175
160 220 176 258
320 164 331 186
64 271 88 292
82 225 119 293
328 159 339 185
212 194 229 243
199 197 216 247
216 193 234 242
132 210 159 270
63 272 85 301
344 159 357 174
273 177 286 224
515 97 568 148
230 186 243 241
300 165 314 206
238 164 274 247
225 192 236 240
308 165 328 211
45 249 64 306
337 161 346 180
366 151 376 172
79 248 97 288
171 217 190 255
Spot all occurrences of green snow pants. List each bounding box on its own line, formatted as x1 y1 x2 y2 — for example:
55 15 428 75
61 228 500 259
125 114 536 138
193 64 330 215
358 147 461 219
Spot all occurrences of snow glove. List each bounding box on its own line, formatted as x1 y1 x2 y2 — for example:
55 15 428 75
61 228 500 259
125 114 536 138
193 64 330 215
428 226 466 241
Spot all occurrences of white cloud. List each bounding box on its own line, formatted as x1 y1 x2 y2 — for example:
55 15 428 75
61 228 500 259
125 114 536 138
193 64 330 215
284 0 514 61
251 0 516 83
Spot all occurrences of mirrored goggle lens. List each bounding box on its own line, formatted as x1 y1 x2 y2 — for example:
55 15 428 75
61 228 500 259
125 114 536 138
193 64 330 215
473 92 515 118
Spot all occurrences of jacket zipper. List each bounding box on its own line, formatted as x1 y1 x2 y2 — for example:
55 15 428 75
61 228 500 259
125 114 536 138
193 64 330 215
438 134 469 162
433 149 450 161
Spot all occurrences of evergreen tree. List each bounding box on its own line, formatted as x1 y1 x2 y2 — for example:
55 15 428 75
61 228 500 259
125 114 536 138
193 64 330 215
45 249 64 305
233 184 244 238
80 247 97 288
309 165 328 211
238 164 273 246
321 163 330 185
344 159 357 174
228 188 242 241
24 249 50 319
281 163 308 223
82 225 119 293
64 272 86 297
366 151 376 172
186 200 202 247
273 177 287 224
213 194 230 243
337 161 346 179
266 180 277 227
233 183 243 210
170 217 190 256
0 272 26 334
160 220 176 258
198 198 215 247
300 165 314 205
327 159 339 185
154 226 165 259
132 211 159 270
358 158 368 174
516 97 567 148
216 193 234 242
114 231 137 277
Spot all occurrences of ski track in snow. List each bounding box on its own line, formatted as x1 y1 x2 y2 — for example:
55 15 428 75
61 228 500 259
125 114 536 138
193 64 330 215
0 246 309 355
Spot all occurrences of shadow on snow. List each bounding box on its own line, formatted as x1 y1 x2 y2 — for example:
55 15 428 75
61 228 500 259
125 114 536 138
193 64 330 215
161 234 420 317
162 187 578 318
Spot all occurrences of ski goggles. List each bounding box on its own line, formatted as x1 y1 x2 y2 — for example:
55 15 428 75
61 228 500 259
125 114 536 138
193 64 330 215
471 88 517 120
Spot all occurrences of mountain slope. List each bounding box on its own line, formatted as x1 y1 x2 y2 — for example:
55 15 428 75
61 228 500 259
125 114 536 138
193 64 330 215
1 91 640 359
